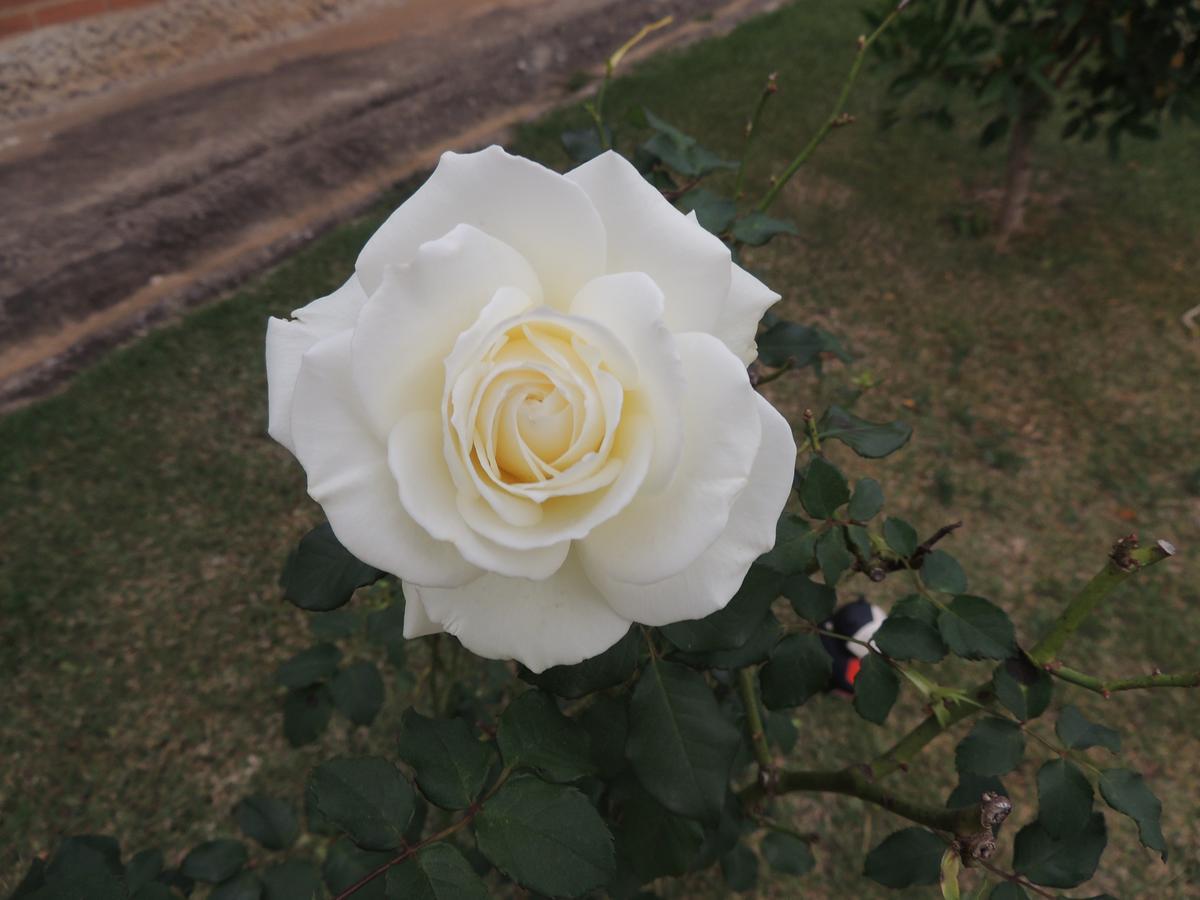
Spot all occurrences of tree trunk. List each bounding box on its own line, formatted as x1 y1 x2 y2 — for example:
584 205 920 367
996 111 1039 246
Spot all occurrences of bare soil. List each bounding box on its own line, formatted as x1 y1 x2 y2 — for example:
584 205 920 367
0 0 780 410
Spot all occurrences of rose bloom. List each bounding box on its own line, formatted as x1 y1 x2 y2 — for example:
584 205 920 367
267 146 796 672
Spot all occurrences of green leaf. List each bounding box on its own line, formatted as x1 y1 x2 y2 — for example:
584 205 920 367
309 608 360 641
992 657 1052 721
845 524 872 560
283 684 333 747
719 843 759 892
921 551 968 594
323 837 389 899
677 187 737 235
940 847 961 900
125 849 163 894
755 321 851 369
816 527 853 586
560 127 606 164
234 795 299 851
818 405 912 458
863 827 945 888
660 565 782 652
396 710 496 810
366 598 407 667
759 634 832 709
613 778 704 880
180 839 247 883
521 626 640 698
938 595 1017 660
1013 813 1107 888
731 212 799 247
989 883 1029 899
761 831 815 876
9 859 46 900
45 836 123 883
210 872 265 900
782 574 836 622
281 522 383 612
275 643 341 689
1056 706 1121 752
883 517 919 558
947 772 1006 809
260 859 324 900
331 660 385 727
955 717 1025 776
891 593 940 627
1098 768 1167 861
385 844 489 900
641 109 737 177
800 457 850 520
474 775 615 897
758 517 816 575
873 616 947 662
498 690 595 782
626 660 741 822
853 654 900 725
578 696 628 779
308 757 415 850
847 478 884 521
1037 760 1093 839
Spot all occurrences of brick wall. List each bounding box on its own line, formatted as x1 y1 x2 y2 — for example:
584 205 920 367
0 0 158 40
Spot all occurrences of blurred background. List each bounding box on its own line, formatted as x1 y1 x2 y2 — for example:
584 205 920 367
2 0 1198 896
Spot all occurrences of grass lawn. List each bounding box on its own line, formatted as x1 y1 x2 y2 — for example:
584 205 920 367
2 1 1199 896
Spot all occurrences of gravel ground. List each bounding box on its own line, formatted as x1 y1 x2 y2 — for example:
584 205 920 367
0 0 395 124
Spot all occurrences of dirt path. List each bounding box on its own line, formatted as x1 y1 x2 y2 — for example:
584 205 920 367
0 0 780 411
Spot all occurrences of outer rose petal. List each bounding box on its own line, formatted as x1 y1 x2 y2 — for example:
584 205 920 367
352 224 543 436
405 552 631 673
567 151 732 338
402 587 442 639
289 330 479 588
266 275 367 454
578 332 762 585
585 394 796 625
356 145 606 304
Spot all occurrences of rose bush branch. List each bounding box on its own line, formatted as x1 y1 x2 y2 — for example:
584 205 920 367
1048 665 1200 696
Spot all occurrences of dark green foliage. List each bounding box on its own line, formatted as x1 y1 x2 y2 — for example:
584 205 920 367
755 321 851 370
759 634 832 709
800 456 850 520
260 859 324 900
816 527 853 586
611 779 704 881
234 795 299 851
847 477 884 521
818 406 912 458
938 595 1017 660
920 550 967 594
307 757 415 851
385 844 490 900
281 523 382 612
396 710 495 810
882 517 919 558
955 717 1024 776
947 772 1006 809
782 574 837 622
474 776 615 897
125 849 162 894
677 188 737 234
330 661 385 727
322 838 390 899
640 109 737 177
1036 760 1093 839
180 839 247 883
761 831 815 876
1056 705 1121 752
852 654 900 725
873 615 946 662
578 696 629 780
498 690 595 783
210 872 265 900
992 657 1052 721
283 684 334 747
863 828 945 888
626 661 740 822
275 644 341 689
731 213 799 246
719 843 759 892
1013 813 1107 888
1098 769 1167 861
521 627 640 698
660 566 782 653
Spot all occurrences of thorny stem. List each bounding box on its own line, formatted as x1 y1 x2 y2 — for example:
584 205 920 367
734 72 778 199
332 767 515 900
756 3 908 213
750 357 794 387
803 408 821 453
587 15 674 149
737 667 775 785
1048 665 1200 696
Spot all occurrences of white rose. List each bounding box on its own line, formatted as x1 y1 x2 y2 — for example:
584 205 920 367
266 146 796 672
